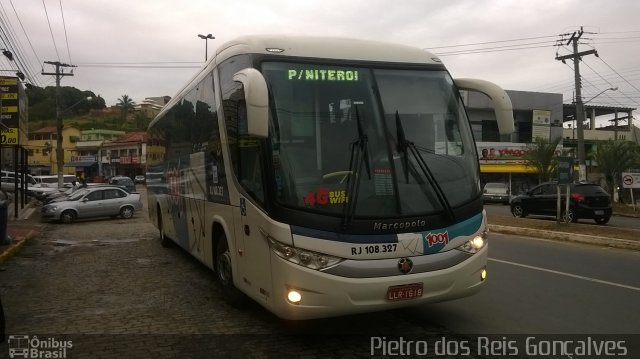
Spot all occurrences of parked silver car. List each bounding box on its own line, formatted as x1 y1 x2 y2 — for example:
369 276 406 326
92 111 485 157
41 186 142 224
482 182 511 204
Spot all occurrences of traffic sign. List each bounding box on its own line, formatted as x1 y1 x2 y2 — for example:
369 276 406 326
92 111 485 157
557 157 574 184
621 172 640 189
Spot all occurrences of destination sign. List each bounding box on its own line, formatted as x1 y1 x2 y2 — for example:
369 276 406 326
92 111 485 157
287 69 360 81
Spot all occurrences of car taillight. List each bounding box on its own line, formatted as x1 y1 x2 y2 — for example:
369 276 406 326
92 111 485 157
571 192 585 203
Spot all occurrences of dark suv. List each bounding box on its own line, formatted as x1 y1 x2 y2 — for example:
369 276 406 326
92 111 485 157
510 182 612 224
109 176 137 193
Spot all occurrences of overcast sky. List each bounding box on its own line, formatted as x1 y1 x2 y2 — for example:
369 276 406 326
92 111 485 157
2 0 639 125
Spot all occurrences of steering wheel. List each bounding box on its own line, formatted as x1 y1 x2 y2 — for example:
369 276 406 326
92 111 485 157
322 171 354 184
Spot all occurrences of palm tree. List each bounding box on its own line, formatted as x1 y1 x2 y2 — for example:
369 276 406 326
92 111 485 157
524 136 563 184
592 140 640 198
116 94 136 126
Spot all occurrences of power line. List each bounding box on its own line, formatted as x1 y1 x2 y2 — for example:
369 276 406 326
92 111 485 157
9 0 44 85
75 61 200 65
435 43 556 56
598 56 640 97
424 34 558 50
58 0 72 64
42 0 61 62
0 3 40 84
77 64 200 69
9 1 41 66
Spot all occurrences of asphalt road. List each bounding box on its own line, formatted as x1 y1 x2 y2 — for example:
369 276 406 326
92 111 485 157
484 202 640 230
414 232 640 334
1 189 639 357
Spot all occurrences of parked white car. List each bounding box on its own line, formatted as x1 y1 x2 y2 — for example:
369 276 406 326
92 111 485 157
41 186 142 224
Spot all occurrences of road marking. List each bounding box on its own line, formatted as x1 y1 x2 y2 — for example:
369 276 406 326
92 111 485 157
489 258 640 292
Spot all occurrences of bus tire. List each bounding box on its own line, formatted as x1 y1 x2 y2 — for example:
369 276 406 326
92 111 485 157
216 237 246 307
158 209 173 248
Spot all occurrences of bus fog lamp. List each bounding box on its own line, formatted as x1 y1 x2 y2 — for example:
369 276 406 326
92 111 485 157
481 268 487 281
287 290 302 304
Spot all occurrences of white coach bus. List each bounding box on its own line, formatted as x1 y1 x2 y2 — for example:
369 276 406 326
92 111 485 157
147 35 514 320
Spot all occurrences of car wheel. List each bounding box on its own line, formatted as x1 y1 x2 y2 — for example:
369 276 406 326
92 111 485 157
511 204 526 218
120 206 134 219
216 237 246 307
60 210 76 224
594 216 610 225
158 210 173 248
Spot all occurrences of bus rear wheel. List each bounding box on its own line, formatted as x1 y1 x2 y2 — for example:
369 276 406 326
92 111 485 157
216 237 246 307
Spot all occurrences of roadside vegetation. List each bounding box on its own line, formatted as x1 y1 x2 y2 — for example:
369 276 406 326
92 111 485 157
26 85 153 132
524 136 640 204
487 210 640 242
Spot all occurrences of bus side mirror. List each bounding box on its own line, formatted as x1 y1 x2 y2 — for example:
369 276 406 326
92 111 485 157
233 68 269 138
455 78 515 136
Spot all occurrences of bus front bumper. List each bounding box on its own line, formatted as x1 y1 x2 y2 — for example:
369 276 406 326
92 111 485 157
267 246 488 320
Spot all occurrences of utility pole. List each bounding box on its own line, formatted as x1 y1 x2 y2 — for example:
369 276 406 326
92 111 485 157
42 61 76 188
556 27 597 182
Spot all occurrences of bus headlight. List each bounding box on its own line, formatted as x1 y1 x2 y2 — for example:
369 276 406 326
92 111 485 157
266 235 344 270
456 231 488 254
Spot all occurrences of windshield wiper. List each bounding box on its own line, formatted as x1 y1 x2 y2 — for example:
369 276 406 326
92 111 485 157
395 111 455 221
342 106 371 229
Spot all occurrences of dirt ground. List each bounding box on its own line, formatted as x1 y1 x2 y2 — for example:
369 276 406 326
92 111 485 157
488 202 640 242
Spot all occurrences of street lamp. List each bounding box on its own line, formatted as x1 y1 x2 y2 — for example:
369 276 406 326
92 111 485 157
55 96 92 187
584 87 618 104
197 34 215 61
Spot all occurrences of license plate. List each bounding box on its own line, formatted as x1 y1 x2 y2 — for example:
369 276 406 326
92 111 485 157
594 210 604 215
386 283 423 301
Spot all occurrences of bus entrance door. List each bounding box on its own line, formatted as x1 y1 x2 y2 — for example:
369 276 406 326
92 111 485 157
233 197 273 304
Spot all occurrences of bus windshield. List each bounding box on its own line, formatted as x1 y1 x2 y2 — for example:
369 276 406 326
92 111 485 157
262 62 480 218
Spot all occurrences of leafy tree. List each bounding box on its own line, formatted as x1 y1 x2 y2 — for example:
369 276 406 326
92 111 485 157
524 136 563 184
591 140 640 197
116 94 136 126
26 85 105 123
133 112 151 131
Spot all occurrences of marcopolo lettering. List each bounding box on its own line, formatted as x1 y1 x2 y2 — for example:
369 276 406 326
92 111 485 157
373 220 426 231
288 69 359 81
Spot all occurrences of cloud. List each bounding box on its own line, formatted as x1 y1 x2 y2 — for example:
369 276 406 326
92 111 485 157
3 0 638 113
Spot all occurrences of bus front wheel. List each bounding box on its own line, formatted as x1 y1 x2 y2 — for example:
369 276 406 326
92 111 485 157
215 238 246 307
158 209 173 248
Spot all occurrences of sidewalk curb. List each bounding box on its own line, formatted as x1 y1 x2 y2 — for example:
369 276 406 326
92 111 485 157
0 230 38 264
488 224 640 251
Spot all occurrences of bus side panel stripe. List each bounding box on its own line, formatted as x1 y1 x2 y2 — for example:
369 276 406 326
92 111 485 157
290 226 398 244
290 213 483 245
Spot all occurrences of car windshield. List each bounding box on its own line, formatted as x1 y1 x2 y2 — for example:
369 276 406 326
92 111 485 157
262 62 479 218
573 184 608 195
485 183 507 190
67 189 89 201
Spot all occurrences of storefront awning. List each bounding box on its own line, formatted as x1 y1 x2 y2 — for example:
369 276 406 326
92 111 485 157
64 161 97 168
480 164 537 173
